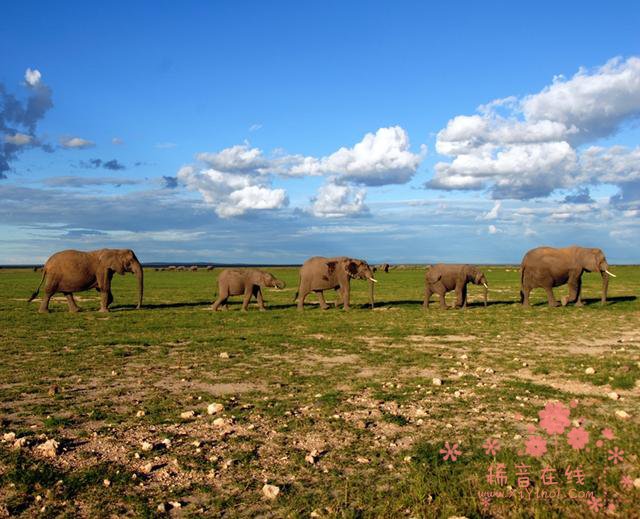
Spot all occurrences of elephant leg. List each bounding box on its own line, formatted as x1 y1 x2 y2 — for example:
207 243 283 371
563 275 583 307
316 290 330 310
521 280 531 307
255 287 266 311
437 288 447 309
107 291 113 307
297 288 309 311
241 287 253 311
454 283 467 308
341 284 351 311
423 284 432 309
544 285 559 307
334 287 343 308
39 291 53 313
64 293 80 313
211 289 229 311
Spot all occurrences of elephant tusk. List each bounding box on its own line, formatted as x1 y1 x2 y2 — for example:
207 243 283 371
482 283 488 289
368 277 378 283
605 269 617 278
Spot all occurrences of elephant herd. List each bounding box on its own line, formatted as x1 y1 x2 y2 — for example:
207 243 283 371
28 246 616 313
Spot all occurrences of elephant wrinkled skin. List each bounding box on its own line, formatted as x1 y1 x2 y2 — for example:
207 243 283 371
29 249 144 313
520 246 615 307
295 256 377 311
423 264 488 309
211 269 285 311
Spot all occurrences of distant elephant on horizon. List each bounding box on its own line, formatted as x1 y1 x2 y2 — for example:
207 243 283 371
520 246 616 307
423 264 488 309
211 269 285 311
28 249 144 313
294 256 377 311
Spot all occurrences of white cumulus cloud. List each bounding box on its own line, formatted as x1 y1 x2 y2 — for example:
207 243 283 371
291 126 426 186
429 56 640 200
60 136 95 149
24 68 41 87
4 133 33 146
310 181 368 218
177 165 287 218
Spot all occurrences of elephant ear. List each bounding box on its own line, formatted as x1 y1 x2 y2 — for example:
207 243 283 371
99 249 126 274
344 260 358 277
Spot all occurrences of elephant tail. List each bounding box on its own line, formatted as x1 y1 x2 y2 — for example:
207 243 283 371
28 268 46 302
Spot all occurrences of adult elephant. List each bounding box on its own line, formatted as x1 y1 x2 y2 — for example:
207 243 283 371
423 264 488 309
295 256 377 311
28 249 144 313
211 269 285 311
520 246 616 307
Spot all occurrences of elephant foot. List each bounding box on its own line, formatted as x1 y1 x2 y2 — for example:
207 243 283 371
38 308 50 314
548 301 560 308
575 300 584 307
561 296 569 307
98 308 110 313
68 307 80 313
240 308 248 313
259 307 266 312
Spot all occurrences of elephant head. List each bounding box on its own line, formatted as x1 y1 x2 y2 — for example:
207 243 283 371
577 247 615 303
464 266 488 307
99 249 144 309
344 258 377 308
259 271 286 289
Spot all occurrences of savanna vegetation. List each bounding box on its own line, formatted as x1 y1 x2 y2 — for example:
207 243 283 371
0 266 638 517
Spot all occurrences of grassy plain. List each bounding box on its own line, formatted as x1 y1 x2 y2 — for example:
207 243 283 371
0 266 639 518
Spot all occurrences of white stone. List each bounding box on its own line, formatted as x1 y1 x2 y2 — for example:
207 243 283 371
3 432 16 442
219 352 230 359
615 410 630 420
180 410 195 419
136 410 145 417
262 484 280 499
207 403 224 415
607 392 620 400
37 439 59 458
432 378 442 386
585 367 595 375
141 441 154 452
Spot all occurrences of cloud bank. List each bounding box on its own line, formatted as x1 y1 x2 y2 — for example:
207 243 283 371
428 56 640 203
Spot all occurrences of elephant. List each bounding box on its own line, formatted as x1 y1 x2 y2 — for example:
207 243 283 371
28 248 144 313
520 246 616 307
211 269 285 311
423 264 488 309
294 256 377 311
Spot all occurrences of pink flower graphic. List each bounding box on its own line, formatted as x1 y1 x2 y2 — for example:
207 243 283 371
526 424 536 433
621 475 633 490
538 401 570 435
483 438 500 456
440 442 461 461
608 447 624 464
525 435 548 458
480 496 490 510
587 495 603 512
601 428 615 440
566 427 589 450
570 399 578 408
596 439 604 448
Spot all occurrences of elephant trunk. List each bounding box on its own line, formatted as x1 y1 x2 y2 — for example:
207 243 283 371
132 261 144 309
601 270 609 304
368 278 375 309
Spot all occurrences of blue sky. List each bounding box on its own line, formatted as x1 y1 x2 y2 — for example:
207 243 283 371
1 1 639 264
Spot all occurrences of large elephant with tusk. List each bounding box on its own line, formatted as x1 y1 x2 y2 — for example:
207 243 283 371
520 246 615 307
294 256 377 311
423 264 488 309
28 249 144 313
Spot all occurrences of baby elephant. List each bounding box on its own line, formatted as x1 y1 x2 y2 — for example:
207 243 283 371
211 269 285 311
424 264 488 309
